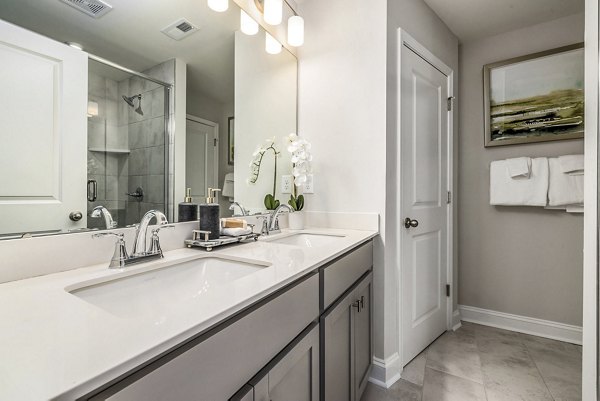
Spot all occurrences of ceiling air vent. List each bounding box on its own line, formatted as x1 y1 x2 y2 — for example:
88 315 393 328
161 18 199 41
59 0 113 18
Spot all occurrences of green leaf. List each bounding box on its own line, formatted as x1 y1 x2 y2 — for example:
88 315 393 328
297 194 304 211
288 195 298 210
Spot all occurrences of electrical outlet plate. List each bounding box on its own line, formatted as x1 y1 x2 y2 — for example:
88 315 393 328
281 175 293 194
303 174 314 194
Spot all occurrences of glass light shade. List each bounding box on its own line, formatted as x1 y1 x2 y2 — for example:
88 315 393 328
265 32 282 54
287 15 304 46
240 10 259 35
87 101 99 117
208 0 228 12
264 0 283 25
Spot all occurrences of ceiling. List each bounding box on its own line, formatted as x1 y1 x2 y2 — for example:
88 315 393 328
0 0 243 103
423 0 584 43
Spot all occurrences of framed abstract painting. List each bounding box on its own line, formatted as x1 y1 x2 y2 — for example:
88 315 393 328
483 43 584 147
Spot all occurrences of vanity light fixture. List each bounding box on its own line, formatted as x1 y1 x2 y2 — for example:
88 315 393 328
240 10 259 35
263 0 283 25
287 15 304 46
208 0 228 12
265 32 282 54
67 42 84 50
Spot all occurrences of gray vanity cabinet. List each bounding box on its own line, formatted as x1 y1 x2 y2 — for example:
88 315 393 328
85 273 319 401
248 322 319 401
321 271 373 401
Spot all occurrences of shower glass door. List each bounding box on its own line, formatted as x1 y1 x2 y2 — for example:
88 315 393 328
87 58 169 229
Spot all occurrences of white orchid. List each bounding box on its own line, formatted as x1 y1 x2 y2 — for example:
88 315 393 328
287 133 313 189
248 138 280 187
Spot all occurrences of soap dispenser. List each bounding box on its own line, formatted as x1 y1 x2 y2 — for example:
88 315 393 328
199 188 221 240
178 188 199 222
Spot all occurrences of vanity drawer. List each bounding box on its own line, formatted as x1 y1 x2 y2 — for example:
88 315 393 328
88 273 319 401
321 241 373 310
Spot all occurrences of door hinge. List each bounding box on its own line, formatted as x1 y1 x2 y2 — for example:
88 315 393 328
447 96 455 111
446 284 450 297
447 191 452 204
213 138 218 146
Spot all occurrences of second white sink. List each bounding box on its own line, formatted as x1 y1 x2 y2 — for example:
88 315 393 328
68 257 268 318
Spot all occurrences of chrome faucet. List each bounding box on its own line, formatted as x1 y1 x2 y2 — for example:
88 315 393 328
257 204 294 235
91 206 116 229
269 204 293 231
132 210 168 257
93 209 174 269
229 202 248 216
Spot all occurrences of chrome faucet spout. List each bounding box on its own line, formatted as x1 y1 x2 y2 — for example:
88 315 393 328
269 204 293 231
229 202 248 216
91 206 116 229
132 210 168 256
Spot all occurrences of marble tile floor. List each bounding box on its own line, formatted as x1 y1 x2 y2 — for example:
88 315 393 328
361 322 582 401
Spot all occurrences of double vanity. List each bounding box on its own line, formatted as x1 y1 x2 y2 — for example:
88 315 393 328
0 223 376 401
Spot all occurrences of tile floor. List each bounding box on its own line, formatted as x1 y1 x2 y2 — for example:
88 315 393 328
361 322 582 401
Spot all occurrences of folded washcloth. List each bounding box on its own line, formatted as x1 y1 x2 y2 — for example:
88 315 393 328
558 154 584 175
490 157 549 206
506 157 531 178
548 158 584 206
221 227 252 237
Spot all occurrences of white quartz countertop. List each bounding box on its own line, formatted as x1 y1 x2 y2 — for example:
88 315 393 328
0 228 377 400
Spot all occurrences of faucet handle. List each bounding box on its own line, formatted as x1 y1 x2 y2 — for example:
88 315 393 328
147 225 175 256
92 232 128 269
255 216 269 235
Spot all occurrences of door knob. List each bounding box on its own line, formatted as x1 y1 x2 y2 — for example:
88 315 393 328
404 218 418 228
69 211 83 221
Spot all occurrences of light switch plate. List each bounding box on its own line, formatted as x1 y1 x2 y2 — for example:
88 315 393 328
303 174 314 193
281 175 293 194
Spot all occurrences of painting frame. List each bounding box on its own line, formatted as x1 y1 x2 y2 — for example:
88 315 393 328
483 43 584 147
228 116 234 165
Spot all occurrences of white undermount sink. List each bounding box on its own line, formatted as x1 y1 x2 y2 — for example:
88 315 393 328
68 257 268 318
267 233 345 248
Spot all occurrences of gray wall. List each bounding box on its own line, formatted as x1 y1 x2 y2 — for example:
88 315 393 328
458 13 585 326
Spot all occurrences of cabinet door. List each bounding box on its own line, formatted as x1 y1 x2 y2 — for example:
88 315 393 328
252 323 319 401
322 291 354 401
354 273 373 400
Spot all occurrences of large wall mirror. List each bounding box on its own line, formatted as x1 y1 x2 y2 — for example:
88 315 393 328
0 0 297 239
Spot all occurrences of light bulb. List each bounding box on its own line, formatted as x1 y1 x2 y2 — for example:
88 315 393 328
265 32 282 55
264 0 283 25
240 10 259 35
208 0 228 12
287 15 304 47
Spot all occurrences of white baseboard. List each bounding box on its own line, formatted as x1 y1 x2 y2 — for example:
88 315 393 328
452 309 462 331
369 353 401 388
459 305 582 345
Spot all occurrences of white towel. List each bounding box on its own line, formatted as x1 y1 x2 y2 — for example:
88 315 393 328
506 157 531 178
221 227 252 237
558 154 584 175
490 158 548 206
548 158 584 206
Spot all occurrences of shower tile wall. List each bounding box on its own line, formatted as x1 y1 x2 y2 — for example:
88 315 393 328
87 72 129 229
122 70 168 225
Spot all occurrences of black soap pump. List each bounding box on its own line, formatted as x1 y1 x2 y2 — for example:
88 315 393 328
178 188 199 222
199 188 221 240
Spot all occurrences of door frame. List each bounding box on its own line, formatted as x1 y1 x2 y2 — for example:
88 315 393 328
396 29 455 366
185 114 219 191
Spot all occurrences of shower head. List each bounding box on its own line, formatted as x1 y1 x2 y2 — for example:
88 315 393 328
122 94 144 116
122 94 136 107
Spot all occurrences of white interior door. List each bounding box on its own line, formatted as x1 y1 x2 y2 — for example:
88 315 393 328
400 43 449 365
185 117 218 200
0 20 88 235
